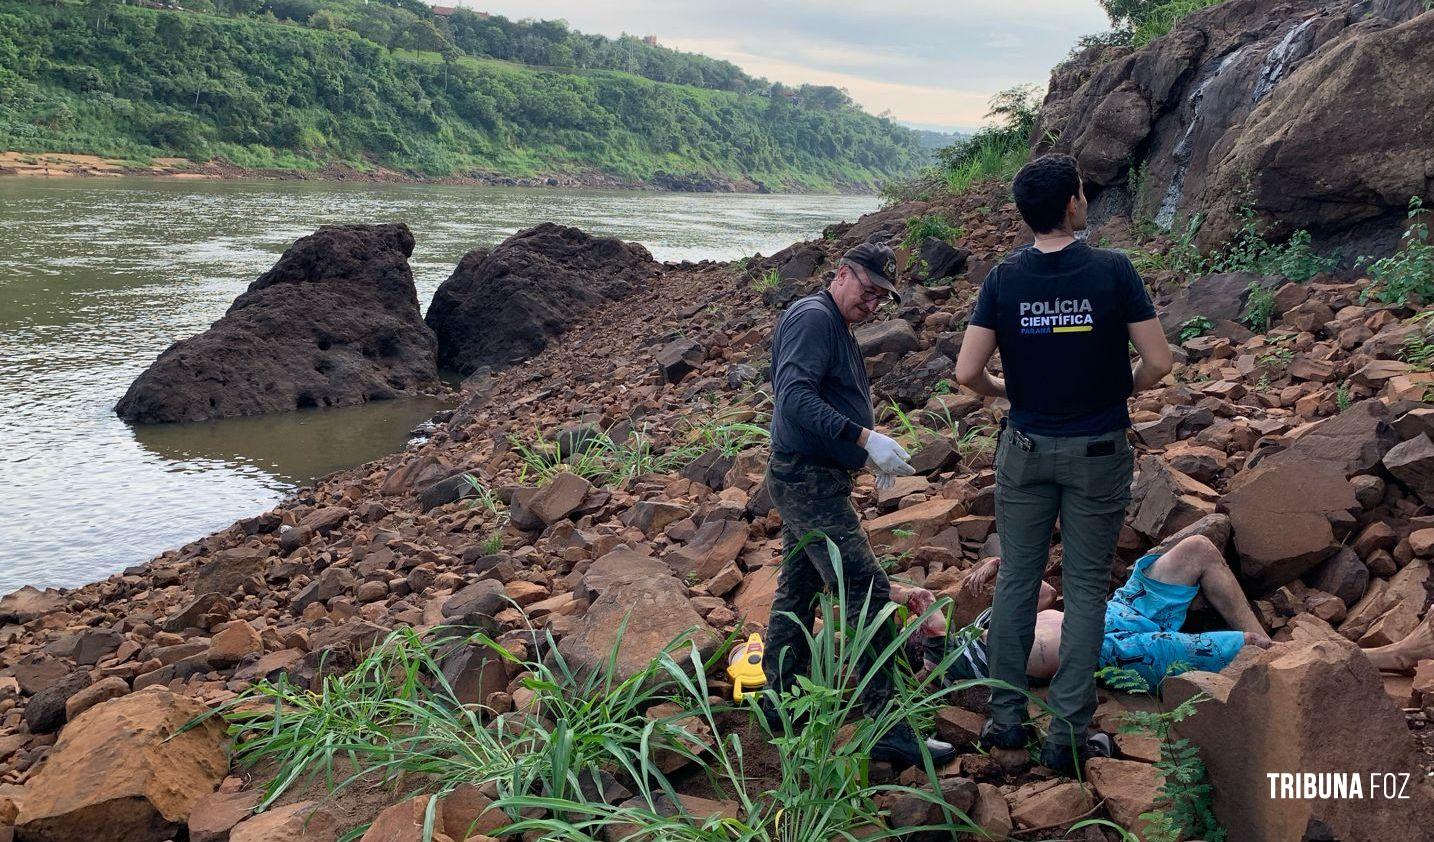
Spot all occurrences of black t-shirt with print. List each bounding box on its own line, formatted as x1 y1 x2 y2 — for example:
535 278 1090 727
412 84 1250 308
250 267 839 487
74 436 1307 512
969 241 1156 437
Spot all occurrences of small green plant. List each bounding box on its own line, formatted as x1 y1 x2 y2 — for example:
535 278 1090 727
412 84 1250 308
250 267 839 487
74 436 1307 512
1096 665 1225 842
479 530 504 555
1359 197 1433 306
956 424 997 458
1398 311 1434 370
900 212 965 254
1257 347 1294 367
1241 281 1276 333
1177 315 1214 343
751 267 782 293
1335 381 1352 412
462 474 505 517
1208 205 1339 281
931 378 953 395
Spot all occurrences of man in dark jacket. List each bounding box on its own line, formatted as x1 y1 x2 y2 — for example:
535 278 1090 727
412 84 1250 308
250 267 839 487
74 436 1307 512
764 242 955 769
955 153 1173 775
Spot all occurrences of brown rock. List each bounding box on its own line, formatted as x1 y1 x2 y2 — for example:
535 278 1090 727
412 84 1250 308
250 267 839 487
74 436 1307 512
665 519 746 581
1007 779 1092 829
188 789 261 842
625 501 691 536
207 620 262 668
1163 617 1434 840
1128 456 1217 542
229 801 340 842
0 586 64 624
1266 399 1398 477
16 688 228 841
361 796 455 842
558 551 718 681
527 472 592 526
732 565 780 626
1384 433 1434 504
867 498 961 548
193 546 270 596
1084 758 1162 838
1218 459 1357 591
972 782 1013 840
62 675 129 722
656 337 706 384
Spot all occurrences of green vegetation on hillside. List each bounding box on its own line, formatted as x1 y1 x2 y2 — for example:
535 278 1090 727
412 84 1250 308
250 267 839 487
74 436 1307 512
880 84 1040 204
0 0 924 188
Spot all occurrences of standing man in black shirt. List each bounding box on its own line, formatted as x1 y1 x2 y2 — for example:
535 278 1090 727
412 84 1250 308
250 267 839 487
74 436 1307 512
955 154 1173 775
765 243 956 769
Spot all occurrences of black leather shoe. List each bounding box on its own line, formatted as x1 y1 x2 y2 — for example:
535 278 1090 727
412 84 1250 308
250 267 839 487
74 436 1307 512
978 718 1030 750
871 721 958 769
1039 732 1114 777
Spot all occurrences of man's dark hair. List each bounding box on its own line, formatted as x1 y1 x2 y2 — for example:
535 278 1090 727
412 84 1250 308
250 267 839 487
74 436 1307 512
1012 154 1082 234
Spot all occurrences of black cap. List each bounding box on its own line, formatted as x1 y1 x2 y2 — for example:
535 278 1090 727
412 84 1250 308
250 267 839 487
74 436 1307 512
841 243 901 304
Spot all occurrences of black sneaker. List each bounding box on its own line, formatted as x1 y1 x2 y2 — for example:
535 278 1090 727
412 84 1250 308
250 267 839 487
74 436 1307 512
978 718 1030 750
871 721 957 769
1039 732 1114 777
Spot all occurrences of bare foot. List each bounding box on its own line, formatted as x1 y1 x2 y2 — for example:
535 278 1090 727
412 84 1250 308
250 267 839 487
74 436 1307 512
1364 610 1434 674
1244 632 1274 649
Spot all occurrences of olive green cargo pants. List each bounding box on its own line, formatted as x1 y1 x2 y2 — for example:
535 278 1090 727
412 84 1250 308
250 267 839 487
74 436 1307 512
986 425 1133 745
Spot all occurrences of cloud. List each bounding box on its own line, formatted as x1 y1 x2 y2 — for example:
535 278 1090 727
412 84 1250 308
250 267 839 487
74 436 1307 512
454 1 1111 131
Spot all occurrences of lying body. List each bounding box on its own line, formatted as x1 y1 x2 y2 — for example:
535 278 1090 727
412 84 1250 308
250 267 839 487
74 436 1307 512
893 535 1433 690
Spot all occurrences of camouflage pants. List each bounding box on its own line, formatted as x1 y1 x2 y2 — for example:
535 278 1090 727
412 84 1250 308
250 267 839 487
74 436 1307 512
763 452 895 717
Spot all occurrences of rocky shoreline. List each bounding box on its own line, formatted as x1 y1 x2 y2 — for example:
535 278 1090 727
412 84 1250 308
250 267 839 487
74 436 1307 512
0 151 818 194
1 178 1432 838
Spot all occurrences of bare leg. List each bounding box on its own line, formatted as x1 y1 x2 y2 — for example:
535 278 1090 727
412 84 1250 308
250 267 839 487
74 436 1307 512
1027 610 1063 679
1364 611 1434 673
1144 536 1269 640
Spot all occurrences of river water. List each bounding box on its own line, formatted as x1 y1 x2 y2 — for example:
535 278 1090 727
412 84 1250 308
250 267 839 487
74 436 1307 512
0 178 876 592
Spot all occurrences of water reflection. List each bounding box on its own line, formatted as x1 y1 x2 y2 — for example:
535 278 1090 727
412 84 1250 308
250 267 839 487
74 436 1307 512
0 177 876 591
130 398 453 487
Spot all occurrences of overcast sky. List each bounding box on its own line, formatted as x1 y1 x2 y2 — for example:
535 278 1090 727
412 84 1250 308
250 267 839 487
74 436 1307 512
457 1 1112 133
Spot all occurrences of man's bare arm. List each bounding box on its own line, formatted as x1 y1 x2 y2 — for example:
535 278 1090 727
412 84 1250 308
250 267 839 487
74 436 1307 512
955 325 1006 398
1128 318 1174 392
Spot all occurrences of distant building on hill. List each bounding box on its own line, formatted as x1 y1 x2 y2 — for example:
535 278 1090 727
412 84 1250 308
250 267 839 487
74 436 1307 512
642 35 658 46
431 5 457 17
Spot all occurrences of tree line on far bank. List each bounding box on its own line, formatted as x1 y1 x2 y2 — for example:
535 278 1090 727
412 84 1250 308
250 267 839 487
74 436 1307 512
0 0 924 188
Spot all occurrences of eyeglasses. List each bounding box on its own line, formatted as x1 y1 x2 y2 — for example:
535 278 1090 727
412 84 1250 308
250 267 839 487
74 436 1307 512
844 262 890 304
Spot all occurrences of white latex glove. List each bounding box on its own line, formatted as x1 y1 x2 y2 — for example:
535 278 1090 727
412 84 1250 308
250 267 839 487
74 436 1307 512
863 430 915 476
874 471 895 491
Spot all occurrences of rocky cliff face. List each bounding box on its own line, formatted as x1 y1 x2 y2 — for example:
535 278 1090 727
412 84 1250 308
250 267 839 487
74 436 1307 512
114 224 440 423
1035 0 1432 255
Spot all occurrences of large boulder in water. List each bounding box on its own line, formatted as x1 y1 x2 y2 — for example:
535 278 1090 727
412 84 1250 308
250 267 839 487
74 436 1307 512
1033 0 1430 252
425 223 660 375
115 224 437 423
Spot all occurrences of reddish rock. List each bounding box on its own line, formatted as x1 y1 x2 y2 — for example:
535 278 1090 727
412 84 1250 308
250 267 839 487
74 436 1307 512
207 620 262 668
188 788 261 842
1085 757 1162 837
229 801 341 842
1218 459 1357 591
527 472 592 526
1164 617 1434 840
361 796 455 842
62 675 129 722
1007 779 1092 830
558 551 718 681
0 586 64 624
16 688 228 841
1384 433 1434 504
665 519 746 581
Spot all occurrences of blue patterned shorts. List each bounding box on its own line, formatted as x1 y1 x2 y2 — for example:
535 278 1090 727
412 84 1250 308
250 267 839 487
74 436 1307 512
1100 552 1247 689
